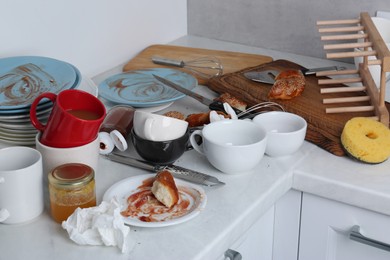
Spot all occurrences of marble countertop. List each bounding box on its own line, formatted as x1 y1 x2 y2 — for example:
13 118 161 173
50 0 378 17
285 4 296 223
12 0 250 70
1 35 389 260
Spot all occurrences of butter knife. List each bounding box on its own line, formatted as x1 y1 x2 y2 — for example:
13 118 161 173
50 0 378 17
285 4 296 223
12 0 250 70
105 153 225 187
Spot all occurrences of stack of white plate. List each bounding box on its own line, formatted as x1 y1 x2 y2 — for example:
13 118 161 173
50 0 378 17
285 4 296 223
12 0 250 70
0 56 82 145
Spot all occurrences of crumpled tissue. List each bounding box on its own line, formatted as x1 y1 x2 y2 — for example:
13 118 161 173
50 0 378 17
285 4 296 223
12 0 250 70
62 199 130 253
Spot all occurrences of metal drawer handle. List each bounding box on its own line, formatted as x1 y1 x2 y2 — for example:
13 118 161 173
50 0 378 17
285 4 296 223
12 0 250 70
349 225 390 252
224 249 242 260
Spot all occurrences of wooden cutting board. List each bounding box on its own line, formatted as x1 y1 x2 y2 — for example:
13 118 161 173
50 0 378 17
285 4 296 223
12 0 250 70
207 59 385 157
122 45 273 85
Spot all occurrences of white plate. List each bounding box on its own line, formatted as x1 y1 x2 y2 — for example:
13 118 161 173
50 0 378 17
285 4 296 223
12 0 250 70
103 174 207 227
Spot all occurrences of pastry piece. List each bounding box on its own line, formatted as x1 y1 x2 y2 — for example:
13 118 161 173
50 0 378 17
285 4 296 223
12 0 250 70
186 111 229 127
163 111 185 120
214 92 247 111
268 70 305 100
151 170 179 208
341 117 390 164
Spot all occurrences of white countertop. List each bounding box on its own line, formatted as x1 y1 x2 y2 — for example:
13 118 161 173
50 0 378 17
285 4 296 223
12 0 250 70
1 35 390 260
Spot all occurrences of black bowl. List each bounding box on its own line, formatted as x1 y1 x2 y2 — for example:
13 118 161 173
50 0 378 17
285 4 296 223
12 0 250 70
131 128 190 165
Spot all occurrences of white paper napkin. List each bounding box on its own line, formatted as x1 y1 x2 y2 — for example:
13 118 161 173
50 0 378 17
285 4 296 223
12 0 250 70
62 199 130 253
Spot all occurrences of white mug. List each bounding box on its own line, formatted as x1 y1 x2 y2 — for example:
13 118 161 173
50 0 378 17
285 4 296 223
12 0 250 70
133 110 188 141
35 133 100 209
35 133 100 177
189 120 267 174
0 146 43 224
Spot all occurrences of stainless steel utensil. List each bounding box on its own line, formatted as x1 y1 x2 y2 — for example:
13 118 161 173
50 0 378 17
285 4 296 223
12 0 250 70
244 66 346 84
152 56 223 79
236 102 285 118
153 74 244 116
154 74 279 119
105 153 225 187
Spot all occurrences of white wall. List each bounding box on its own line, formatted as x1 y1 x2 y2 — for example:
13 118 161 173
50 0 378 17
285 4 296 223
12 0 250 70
1 0 187 77
188 0 389 59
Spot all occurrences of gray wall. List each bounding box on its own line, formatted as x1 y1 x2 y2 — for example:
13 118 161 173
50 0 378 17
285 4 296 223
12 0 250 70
187 0 389 60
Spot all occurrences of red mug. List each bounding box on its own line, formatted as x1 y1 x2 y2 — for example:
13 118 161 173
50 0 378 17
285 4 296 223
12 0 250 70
30 89 106 148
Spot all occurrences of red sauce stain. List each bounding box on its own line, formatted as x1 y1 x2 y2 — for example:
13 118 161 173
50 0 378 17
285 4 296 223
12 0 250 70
121 180 198 222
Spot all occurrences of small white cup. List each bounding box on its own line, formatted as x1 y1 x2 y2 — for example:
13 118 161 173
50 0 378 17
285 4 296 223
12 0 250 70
189 120 267 174
133 110 188 141
0 147 43 224
252 111 307 157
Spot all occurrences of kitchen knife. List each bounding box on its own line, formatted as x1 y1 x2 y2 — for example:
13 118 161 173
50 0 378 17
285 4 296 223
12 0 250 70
105 153 225 187
153 74 244 116
244 66 346 84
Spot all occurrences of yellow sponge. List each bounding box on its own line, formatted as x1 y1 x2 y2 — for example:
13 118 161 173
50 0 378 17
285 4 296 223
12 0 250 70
341 117 390 164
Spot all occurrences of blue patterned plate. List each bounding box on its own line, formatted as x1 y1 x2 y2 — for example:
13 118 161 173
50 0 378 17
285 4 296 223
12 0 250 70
0 56 78 110
98 68 197 107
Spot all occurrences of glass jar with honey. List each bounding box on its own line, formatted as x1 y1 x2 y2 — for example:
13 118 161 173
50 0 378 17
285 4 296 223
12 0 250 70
48 163 96 223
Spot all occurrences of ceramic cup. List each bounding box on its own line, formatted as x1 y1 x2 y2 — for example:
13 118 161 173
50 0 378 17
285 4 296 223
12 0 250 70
133 110 188 141
30 89 106 148
0 147 43 224
35 133 100 176
36 133 100 209
252 111 307 157
189 120 267 174
131 128 191 165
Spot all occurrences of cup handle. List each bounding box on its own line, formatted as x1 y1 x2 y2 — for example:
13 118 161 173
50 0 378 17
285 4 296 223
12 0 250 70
29 92 57 131
0 177 9 222
189 130 205 155
143 118 155 140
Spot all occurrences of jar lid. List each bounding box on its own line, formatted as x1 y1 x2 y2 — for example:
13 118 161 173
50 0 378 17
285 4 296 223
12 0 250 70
99 131 115 154
110 129 128 151
49 163 94 189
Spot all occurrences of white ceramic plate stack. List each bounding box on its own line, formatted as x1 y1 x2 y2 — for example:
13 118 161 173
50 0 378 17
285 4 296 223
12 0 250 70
0 56 82 146
98 68 197 112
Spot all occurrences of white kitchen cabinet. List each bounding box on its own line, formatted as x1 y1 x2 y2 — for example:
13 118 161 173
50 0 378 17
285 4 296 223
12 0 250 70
220 205 274 260
220 190 302 260
299 193 390 260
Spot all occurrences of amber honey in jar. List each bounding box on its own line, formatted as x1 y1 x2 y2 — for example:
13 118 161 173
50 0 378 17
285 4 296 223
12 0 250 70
48 163 96 223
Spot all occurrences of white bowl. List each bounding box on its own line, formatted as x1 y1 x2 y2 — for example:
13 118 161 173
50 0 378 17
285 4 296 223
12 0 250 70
252 111 307 157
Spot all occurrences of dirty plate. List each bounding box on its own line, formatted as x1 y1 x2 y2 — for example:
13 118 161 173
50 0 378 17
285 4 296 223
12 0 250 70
98 68 197 108
103 174 207 227
0 56 79 110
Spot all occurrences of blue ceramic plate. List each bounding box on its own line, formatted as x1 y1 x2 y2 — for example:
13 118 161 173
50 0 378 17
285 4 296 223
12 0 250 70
98 68 197 107
0 56 78 110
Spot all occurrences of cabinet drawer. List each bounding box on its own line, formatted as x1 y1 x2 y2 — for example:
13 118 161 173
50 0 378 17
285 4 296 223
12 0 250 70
299 193 390 260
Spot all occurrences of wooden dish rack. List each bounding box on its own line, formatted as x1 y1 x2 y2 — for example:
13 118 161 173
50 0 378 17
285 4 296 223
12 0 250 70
316 12 389 126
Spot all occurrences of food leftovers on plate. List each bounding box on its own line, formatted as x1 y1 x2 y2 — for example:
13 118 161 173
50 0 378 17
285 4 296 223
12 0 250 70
120 171 200 223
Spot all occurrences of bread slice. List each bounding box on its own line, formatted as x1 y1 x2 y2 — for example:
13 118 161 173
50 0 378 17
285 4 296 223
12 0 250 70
151 170 179 207
214 92 247 111
268 70 305 100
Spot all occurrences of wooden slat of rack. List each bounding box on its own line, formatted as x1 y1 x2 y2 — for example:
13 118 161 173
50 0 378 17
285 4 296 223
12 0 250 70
317 19 360 25
323 42 372 50
320 86 366 94
323 96 370 104
316 69 358 76
318 77 362 85
326 106 374 113
318 26 364 33
326 50 376 59
321 33 367 41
